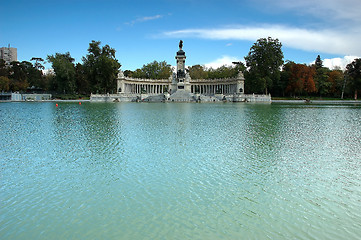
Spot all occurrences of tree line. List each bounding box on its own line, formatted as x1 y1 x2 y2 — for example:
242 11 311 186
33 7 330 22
243 37 361 99
1 38 360 99
0 40 121 96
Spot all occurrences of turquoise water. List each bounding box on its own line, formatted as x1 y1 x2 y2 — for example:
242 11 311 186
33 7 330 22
1 102 361 239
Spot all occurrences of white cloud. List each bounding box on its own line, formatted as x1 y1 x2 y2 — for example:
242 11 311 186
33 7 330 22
269 0 361 25
204 56 242 69
163 25 361 56
312 56 360 70
138 15 163 22
126 14 163 26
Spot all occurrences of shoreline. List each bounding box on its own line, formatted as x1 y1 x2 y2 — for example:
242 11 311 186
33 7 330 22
272 99 361 104
0 99 90 103
1 99 361 104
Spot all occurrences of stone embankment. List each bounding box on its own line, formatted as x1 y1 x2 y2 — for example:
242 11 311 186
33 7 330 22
90 93 272 102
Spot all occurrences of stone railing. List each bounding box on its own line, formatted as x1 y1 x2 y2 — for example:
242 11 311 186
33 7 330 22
121 77 171 83
119 76 243 84
190 78 240 83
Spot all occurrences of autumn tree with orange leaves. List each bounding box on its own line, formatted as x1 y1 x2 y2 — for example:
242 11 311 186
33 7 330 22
285 63 317 96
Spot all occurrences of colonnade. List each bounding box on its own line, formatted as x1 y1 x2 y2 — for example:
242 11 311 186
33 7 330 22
191 84 237 95
124 83 168 94
122 83 239 95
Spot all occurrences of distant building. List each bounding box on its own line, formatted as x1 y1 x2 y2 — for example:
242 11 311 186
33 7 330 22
0 45 17 65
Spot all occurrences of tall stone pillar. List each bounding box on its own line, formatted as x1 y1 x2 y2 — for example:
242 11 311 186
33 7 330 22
236 71 245 93
117 70 126 93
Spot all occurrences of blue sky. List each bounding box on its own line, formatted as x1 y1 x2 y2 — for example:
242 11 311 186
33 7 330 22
1 0 360 70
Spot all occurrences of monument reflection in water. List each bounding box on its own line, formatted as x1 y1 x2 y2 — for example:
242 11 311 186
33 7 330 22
1 102 361 239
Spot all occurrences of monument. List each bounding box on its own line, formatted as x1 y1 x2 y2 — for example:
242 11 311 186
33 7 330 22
169 40 193 101
91 40 271 102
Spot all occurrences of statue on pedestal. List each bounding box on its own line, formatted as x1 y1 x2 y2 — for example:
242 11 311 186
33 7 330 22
179 40 183 50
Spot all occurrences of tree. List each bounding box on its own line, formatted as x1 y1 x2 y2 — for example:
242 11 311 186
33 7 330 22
123 70 133 77
75 63 89 94
82 40 121 93
313 55 331 96
22 61 43 90
0 59 8 77
132 60 172 79
302 66 317 94
187 63 245 80
8 61 29 91
245 37 284 94
315 55 323 69
327 70 344 97
208 64 245 79
187 65 208 79
47 52 76 93
285 63 316 96
0 76 10 91
279 61 294 97
345 58 361 100
30 57 45 70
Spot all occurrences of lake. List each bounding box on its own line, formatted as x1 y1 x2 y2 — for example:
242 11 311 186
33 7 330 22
1 102 361 239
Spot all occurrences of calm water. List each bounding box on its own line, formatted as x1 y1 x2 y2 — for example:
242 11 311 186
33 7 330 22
1 102 361 239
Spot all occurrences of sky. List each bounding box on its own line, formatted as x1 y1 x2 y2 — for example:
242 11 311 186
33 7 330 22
1 0 360 71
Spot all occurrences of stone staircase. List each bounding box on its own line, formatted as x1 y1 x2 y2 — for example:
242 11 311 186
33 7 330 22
169 89 196 102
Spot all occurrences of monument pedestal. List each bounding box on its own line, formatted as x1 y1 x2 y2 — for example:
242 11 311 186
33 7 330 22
169 89 194 102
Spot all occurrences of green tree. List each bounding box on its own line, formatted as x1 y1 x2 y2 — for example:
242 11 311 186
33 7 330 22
188 63 245 80
208 64 245 79
315 67 331 96
187 65 208 79
21 61 43 89
123 70 133 77
0 59 8 77
0 76 10 91
315 55 323 69
313 55 331 96
43 73 56 92
8 61 29 91
279 61 294 97
82 40 121 93
30 57 45 70
345 58 361 100
47 52 76 93
245 37 284 94
75 63 89 94
132 60 172 79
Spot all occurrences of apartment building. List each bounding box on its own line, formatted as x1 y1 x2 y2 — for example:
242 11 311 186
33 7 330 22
0 45 17 64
